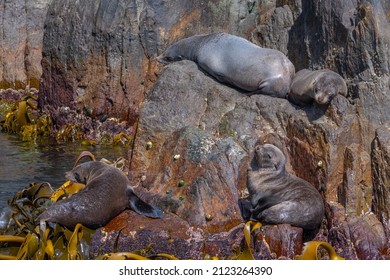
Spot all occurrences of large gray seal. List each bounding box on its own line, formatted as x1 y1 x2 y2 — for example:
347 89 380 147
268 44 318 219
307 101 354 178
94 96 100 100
288 69 347 106
240 144 324 230
37 161 163 229
160 32 295 98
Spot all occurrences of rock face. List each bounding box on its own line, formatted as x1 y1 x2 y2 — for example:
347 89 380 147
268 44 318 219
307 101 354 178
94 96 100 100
0 0 51 89
371 128 390 237
37 0 259 126
1 0 390 259
124 0 390 259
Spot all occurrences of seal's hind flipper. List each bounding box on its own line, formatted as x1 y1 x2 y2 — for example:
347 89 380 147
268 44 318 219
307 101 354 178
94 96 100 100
127 189 164 219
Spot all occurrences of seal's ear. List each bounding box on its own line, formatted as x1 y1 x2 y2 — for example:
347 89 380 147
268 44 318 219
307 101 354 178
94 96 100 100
127 188 164 219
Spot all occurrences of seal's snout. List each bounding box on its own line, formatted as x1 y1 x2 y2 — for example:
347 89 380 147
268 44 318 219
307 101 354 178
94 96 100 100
316 91 334 105
65 171 76 182
316 95 327 104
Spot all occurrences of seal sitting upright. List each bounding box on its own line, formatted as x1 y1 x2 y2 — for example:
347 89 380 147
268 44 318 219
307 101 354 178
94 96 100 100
288 69 347 106
38 161 163 229
240 144 324 230
159 32 295 98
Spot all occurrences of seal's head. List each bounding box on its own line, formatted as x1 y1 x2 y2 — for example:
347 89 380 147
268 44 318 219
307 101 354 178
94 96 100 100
157 39 188 64
254 144 286 172
65 161 106 184
314 72 347 105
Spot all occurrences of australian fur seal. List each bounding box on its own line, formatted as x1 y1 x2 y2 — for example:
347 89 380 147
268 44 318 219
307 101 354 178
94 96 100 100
37 161 163 229
288 69 347 106
159 32 295 97
240 144 324 230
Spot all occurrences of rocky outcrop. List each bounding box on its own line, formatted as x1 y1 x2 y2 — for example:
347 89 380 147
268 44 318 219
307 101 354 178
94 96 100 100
0 0 51 89
129 59 358 225
118 0 389 259
328 202 388 260
90 209 304 260
38 0 260 126
2 0 390 259
371 128 390 237
123 57 388 259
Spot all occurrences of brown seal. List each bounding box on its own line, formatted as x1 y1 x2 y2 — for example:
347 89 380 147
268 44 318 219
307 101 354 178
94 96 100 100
288 69 347 106
38 161 163 229
159 32 295 98
240 144 324 230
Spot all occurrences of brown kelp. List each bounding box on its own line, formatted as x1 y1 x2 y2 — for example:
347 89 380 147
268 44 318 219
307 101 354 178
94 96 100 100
296 241 345 260
1 88 132 145
1 90 52 141
0 181 94 260
0 152 130 260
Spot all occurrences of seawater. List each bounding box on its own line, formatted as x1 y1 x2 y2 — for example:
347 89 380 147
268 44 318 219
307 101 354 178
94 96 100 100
0 132 129 209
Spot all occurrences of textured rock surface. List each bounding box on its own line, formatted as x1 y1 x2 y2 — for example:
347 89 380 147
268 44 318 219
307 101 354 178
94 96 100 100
38 0 260 126
253 224 303 260
327 201 388 260
0 0 51 89
1 0 390 260
371 128 390 237
90 210 303 260
90 211 205 260
130 60 358 228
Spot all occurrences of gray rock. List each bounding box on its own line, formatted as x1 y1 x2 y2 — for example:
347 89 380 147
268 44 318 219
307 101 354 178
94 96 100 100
0 0 51 88
371 128 390 236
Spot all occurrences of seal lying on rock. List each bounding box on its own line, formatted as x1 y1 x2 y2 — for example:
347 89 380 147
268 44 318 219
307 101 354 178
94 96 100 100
240 144 324 230
288 69 347 106
159 32 295 98
38 161 163 229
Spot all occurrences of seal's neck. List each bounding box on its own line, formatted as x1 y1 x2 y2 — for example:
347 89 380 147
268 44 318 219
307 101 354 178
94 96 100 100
257 167 288 185
172 34 210 61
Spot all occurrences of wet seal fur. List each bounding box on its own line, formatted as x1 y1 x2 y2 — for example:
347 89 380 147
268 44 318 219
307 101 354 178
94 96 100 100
38 161 163 229
240 144 324 230
160 32 295 98
288 69 347 106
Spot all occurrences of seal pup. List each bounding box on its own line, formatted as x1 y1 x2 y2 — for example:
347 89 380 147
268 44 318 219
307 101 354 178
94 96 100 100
241 144 324 230
159 32 295 98
288 69 347 106
38 161 163 229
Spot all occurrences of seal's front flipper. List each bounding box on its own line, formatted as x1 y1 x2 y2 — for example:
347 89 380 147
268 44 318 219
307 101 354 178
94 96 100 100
127 189 164 219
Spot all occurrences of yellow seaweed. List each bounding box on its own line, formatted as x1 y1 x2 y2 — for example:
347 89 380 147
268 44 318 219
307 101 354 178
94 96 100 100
296 241 345 260
96 252 150 260
0 235 25 243
152 253 180 260
16 232 39 260
236 221 262 260
16 101 28 128
68 223 84 260
0 253 17 260
50 181 85 202
113 132 131 145
100 157 127 170
44 240 55 259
